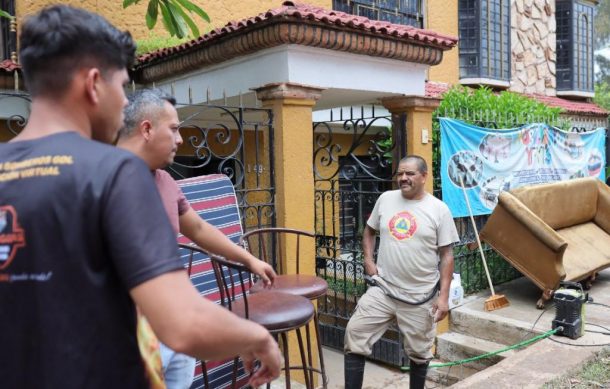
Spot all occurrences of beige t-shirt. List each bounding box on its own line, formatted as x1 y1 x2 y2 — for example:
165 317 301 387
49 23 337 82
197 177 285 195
367 190 459 294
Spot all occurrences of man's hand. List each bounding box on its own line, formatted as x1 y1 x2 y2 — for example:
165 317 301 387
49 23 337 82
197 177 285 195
431 296 449 322
249 259 276 287
241 333 282 387
364 258 378 276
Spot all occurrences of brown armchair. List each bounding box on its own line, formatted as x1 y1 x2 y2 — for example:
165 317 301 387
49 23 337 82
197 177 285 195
480 177 610 307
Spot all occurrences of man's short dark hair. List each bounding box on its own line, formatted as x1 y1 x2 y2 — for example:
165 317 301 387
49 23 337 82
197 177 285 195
400 155 428 174
19 5 136 97
118 89 177 138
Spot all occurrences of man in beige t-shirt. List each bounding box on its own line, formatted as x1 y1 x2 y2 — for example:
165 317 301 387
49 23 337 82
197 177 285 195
344 155 459 389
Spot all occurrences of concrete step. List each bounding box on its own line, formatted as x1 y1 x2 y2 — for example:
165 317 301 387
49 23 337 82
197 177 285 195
427 360 481 387
435 332 517 371
449 304 543 346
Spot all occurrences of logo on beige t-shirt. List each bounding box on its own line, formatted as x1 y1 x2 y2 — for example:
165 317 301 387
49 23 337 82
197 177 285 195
388 211 417 240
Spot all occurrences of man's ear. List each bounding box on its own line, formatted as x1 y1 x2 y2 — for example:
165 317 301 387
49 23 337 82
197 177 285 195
84 68 102 105
140 120 153 141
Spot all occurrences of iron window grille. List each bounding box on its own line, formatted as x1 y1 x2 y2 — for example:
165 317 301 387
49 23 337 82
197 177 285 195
333 0 424 28
337 156 392 246
556 0 595 95
0 0 15 61
458 0 510 83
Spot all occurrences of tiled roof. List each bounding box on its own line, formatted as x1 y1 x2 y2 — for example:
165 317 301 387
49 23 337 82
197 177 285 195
0 59 19 72
424 81 607 116
138 1 457 65
425 81 450 98
526 93 608 116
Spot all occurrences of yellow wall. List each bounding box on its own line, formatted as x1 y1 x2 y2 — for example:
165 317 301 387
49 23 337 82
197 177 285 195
426 0 459 84
15 0 332 41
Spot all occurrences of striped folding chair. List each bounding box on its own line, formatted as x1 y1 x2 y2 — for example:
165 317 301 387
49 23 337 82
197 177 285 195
176 174 249 389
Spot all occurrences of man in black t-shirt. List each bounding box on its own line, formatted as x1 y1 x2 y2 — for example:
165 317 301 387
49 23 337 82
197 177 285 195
0 6 281 389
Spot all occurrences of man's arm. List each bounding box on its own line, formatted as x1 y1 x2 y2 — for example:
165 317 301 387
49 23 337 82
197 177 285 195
362 225 378 276
179 208 275 285
432 244 455 322
131 270 281 387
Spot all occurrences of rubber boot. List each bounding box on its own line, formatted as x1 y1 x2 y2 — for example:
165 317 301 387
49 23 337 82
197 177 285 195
344 353 365 389
409 359 429 389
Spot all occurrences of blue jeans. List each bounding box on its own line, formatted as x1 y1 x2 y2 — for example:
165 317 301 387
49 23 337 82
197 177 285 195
160 342 196 389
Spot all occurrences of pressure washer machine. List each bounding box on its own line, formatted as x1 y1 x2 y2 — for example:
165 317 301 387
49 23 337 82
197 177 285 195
552 281 587 339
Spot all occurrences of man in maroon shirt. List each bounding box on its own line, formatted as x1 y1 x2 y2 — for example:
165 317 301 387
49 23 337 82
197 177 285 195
117 88 276 388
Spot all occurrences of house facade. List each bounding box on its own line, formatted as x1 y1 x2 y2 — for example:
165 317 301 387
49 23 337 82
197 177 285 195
0 0 607 375
4 1 605 126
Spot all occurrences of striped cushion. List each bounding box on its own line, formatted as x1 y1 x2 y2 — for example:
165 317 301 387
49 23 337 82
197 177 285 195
177 174 249 389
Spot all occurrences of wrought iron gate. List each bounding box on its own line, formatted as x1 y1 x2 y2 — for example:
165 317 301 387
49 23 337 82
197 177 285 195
0 92 275 231
312 107 409 365
0 91 30 141
169 102 276 230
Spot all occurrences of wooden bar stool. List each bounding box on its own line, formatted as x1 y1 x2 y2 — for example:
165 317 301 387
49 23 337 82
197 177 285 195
240 228 328 388
181 243 318 389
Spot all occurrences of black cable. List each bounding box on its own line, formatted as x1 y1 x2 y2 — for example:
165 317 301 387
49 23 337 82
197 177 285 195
585 330 610 335
548 337 610 347
517 307 548 345
530 308 548 331
586 323 610 333
588 301 610 309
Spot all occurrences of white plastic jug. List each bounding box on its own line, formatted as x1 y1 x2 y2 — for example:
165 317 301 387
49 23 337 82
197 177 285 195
449 273 464 309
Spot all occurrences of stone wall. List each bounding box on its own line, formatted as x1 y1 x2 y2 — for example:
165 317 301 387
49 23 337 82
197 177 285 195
510 0 556 96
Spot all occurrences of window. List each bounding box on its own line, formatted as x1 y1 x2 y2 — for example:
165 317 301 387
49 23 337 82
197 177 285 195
458 0 510 86
0 0 15 61
556 0 595 96
333 0 424 28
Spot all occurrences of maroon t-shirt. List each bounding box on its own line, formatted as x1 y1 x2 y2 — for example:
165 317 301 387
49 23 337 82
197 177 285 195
154 169 190 233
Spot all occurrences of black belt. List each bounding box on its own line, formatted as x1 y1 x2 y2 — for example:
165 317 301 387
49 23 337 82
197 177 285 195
364 275 440 306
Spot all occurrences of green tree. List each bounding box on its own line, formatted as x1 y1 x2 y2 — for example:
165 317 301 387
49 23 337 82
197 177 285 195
596 54 610 85
0 1 209 39
595 81 610 111
595 0 610 50
595 0 610 109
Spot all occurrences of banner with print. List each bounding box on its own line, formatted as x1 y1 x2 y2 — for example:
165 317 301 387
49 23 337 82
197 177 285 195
440 118 606 218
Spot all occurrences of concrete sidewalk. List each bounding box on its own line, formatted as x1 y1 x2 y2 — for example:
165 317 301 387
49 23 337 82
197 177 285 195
449 269 610 388
312 268 610 389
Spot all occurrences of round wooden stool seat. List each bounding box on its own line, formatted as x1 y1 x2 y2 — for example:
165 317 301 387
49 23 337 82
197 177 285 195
251 274 329 300
231 290 314 332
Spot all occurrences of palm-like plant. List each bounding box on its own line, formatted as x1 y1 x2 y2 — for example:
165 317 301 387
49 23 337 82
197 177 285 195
123 0 210 38
0 1 210 39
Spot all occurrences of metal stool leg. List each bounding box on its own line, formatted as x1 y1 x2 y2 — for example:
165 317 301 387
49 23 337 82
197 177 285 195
305 322 314 386
280 333 292 389
231 357 239 388
296 327 312 389
201 360 210 389
313 310 328 388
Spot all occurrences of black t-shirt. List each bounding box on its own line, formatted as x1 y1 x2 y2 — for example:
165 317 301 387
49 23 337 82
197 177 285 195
0 132 183 388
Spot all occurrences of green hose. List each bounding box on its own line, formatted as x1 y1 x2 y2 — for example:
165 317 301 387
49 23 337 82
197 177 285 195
400 327 560 372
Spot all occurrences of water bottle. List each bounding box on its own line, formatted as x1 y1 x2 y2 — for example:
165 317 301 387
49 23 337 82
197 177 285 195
449 273 464 309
